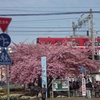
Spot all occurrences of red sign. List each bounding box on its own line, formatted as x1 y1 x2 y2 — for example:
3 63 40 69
82 78 86 96
0 17 12 32
82 85 86 96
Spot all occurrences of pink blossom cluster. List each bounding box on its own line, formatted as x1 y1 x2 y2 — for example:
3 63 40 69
9 43 98 84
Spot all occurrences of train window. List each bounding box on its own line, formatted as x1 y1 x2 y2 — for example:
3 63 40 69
55 41 62 45
59 42 62 45
84 41 87 46
98 42 100 46
84 41 91 46
67 41 72 46
37 38 39 43
95 42 98 46
75 41 79 46
47 41 50 44
42 41 45 44
72 41 79 46
84 41 100 46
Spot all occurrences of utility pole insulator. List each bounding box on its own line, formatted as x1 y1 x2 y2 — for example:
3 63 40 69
72 9 92 37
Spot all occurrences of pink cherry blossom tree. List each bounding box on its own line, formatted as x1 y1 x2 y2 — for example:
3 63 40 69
9 42 98 85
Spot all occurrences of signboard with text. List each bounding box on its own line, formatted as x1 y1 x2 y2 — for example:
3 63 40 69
41 56 47 86
52 79 69 91
82 78 86 96
41 56 47 98
0 17 12 32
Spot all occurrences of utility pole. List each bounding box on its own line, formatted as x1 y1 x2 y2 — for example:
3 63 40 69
90 9 95 60
6 28 10 100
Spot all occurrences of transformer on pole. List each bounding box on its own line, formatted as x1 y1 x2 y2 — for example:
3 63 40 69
72 9 94 60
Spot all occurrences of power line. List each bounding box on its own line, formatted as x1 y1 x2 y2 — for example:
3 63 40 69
8 30 88 32
0 11 100 16
10 26 100 29
12 18 78 22
8 18 100 23
0 8 100 13
0 9 62 13
9 27 73 29
0 7 100 8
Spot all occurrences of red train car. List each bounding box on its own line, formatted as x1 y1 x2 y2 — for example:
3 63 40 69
37 37 100 47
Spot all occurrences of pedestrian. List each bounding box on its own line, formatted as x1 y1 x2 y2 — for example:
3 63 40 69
41 84 47 100
86 79 92 98
99 82 100 91
27 80 34 96
94 81 100 97
69 81 73 97
33 82 42 100
72 81 77 96
1 75 5 87
75 80 80 96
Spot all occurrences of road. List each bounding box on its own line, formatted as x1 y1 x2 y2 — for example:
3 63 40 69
47 97 100 100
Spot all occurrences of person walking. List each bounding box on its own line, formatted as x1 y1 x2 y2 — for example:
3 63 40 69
75 80 80 96
33 82 42 100
72 81 77 97
69 81 73 97
41 84 47 100
94 81 100 97
86 79 92 98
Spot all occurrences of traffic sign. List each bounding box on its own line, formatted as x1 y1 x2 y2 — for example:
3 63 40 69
80 66 85 74
0 48 12 65
0 33 11 47
0 17 12 100
0 17 12 32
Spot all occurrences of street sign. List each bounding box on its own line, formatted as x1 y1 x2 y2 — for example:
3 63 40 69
80 66 85 74
82 78 86 96
0 33 11 47
0 48 12 65
41 57 47 85
41 56 47 98
0 17 12 32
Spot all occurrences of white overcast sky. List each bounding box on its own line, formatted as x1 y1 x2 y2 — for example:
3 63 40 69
0 0 100 44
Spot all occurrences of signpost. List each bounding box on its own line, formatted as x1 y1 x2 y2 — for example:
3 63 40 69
0 17 12 100
80 66 86 97
41 56 47 98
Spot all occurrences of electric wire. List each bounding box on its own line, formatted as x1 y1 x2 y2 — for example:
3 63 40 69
0 11 100 16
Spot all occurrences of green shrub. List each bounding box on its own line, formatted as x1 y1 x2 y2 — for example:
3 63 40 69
10 96 20 100
0 96 36 100
0 88 6 93
10 87 24 92
0 96 21 100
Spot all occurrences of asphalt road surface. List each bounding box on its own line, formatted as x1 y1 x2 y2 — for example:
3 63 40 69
47 97 100 100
